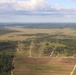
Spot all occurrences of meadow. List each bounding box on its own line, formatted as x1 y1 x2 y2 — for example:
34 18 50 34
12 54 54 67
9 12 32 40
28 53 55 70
0 24 76 75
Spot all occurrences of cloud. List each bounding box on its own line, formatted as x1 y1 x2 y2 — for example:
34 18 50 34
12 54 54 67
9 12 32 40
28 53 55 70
15 0 49 11
0 0 52 15
0 0 76 18
64 15 72 18
0 0 51 11
0 0 15 3
54 4 61 10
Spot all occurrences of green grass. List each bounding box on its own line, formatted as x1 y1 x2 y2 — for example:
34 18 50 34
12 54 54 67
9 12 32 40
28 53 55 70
25 64 59 71
49 43 65 47
42 42 65 47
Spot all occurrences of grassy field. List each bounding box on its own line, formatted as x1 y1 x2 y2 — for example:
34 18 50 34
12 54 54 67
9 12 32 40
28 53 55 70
73 68 76 75
13 57 76 75
0 26 76 75
0 26 76 41
13 37 76 75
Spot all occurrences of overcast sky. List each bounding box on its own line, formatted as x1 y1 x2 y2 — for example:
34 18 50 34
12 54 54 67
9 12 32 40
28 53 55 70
0 0 76 23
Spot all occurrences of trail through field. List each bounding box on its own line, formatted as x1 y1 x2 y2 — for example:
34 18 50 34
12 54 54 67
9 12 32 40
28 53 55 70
50 46 57 57
11 71 13 75
12 42 25 75
17 42 25 53
38 45 45 57
70 64 76 75
29 41 34 57
29 45 32 57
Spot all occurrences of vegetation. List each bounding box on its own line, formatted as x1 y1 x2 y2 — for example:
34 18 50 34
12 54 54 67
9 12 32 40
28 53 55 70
0 27 19 35
17 33 48 36
23 35 76 57
23 23 76 29
0 23 76 75
0 41 17 75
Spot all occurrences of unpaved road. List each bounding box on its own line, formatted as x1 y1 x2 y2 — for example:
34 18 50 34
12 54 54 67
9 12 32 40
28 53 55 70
70 64 76 75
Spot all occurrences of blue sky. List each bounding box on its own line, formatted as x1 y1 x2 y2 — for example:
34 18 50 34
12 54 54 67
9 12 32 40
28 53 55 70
0 0 76 22
49 0 76 8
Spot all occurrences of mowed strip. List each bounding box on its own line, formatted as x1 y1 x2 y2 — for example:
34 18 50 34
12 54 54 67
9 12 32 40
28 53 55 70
13 57 76 75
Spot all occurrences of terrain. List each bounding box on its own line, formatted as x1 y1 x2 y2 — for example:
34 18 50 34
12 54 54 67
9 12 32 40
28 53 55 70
0 23 76 75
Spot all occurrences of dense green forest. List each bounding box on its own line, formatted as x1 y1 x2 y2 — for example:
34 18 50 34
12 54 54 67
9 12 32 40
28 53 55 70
0 41 17 75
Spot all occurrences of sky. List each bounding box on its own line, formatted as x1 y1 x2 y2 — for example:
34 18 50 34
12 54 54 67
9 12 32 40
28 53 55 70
0 0 76 23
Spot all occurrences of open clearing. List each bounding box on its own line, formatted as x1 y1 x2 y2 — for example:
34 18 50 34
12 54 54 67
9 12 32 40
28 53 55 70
13 57 76 75
13 38 76 75
0 26 76 75
0 26 76 41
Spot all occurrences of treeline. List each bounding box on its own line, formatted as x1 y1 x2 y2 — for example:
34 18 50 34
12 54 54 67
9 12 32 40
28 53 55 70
23 23 76 29
17 33 48 37
0 27 20 35
0 41 17 75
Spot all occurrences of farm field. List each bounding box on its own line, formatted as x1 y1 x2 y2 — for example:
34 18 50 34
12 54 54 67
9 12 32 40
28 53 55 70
13 57 76 75
0 24 76 75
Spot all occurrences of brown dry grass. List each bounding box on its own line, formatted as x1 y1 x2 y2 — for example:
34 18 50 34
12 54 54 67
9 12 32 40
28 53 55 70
0 26 76 41
13 57 76 75
2 26 76 75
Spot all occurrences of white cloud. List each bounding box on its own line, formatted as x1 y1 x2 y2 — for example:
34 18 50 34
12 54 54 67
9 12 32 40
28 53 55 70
15 0 47 10
0 0 53 16
17 0 51 11
0 0 16 3
54 4 61 10
0 0 76 18
0 0 50 11
64 15 72 18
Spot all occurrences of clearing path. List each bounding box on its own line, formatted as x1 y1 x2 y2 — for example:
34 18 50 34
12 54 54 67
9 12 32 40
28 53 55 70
50 46 57 57
29 41 34 57
16 42 25 54
29 45 32 57
70 64 76 75
11 71 13 75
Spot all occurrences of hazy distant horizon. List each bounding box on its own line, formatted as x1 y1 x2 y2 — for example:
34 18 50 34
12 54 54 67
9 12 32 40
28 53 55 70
0 22 76 25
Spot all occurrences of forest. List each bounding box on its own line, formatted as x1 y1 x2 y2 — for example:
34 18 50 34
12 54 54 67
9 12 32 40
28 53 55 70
0 41 17 75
